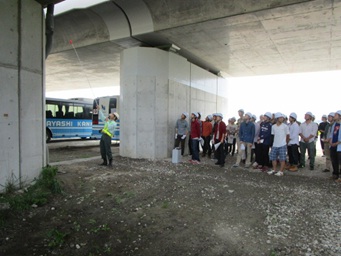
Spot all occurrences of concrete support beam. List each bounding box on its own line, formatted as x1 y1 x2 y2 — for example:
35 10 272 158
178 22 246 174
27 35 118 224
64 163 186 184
0 0 45 191
120 47 228 159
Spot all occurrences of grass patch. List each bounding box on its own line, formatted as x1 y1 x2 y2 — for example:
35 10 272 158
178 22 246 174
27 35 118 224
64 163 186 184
0 166 62 226
47 228 68 248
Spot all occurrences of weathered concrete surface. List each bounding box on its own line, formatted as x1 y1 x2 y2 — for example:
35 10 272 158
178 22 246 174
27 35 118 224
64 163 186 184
0 0 45 191
46 0 341 93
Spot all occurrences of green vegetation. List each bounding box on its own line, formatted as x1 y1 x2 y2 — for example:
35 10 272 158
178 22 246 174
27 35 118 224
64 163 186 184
161 201 170 209
0 166 62 226
47 228 68 248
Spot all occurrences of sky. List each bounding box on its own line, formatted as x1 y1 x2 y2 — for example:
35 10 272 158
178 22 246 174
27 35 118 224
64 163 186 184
226 70 341 123
53 0 108 15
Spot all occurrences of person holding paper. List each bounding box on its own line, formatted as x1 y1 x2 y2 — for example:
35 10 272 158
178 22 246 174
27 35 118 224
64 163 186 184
213 113 227 167
174 112 189 156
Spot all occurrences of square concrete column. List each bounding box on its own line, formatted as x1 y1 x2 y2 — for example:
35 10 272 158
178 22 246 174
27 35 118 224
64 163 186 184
120 47 228 160
0 0 45 191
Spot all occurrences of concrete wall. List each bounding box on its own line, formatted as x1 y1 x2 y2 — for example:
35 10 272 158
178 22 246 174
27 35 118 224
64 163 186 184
120 47 228 159
0 0 45 191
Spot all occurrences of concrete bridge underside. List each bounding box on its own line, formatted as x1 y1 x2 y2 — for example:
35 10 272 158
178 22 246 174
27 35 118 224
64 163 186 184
47 0 341 92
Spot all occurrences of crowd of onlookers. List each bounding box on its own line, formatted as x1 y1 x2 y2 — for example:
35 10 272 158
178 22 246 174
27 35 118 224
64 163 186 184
174 109 341 181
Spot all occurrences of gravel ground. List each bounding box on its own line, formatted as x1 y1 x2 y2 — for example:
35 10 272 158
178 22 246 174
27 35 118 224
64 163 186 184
0 143 340 256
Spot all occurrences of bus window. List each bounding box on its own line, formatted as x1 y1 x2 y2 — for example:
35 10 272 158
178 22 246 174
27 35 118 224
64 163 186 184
109 98 117 114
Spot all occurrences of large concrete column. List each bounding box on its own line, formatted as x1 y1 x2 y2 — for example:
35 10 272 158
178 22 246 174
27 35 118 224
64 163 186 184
0 0 45 191
120 47 228 159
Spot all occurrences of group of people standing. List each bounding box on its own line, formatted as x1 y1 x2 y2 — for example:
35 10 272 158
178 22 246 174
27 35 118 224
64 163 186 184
174 109 341 181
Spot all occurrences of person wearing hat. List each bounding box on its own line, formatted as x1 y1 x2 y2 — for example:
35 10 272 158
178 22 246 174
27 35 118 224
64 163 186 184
226 117 237 156
202 115 213 158
287 112 300 172
213 113 227 167
322 112 335 173
235 109 245 158
298 112 318 170
189 112 201 164
318 114 328 157
267 112 290 176
256 112 273 171
251 114 261 168
327 110 341 181
96 105 119 167
174 112 189 156
233 112 255 168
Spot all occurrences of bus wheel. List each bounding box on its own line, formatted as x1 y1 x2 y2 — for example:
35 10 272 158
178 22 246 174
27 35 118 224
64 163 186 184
46 129 52 143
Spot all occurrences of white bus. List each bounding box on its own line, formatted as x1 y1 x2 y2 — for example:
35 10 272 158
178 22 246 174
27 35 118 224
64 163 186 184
92 96 120 141
45 98 93 142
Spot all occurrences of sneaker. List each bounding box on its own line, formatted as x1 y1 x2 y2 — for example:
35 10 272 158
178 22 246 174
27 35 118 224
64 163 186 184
298 164 305 168
322 169 330 173
192 160 201 164
336 178 341 183
244 164 251 168
275 171 284 176
309 166 314 171
232 164 239 168
252 162 258 168
188 159 194 163
267 170 276 175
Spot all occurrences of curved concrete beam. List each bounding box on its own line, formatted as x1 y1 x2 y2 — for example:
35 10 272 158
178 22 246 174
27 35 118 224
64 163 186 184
51 0 154 53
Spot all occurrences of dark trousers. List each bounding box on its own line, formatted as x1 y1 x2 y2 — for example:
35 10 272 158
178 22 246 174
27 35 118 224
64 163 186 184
202 136 212 156
188 136 193 155
174 135 186 155
300 141 315 167
215 139 225 165
226 138 236 156
258 143 270 167
191 139 200 161
254 142 262 164
100 134 112 161
287 144 299 165
330 147 341 178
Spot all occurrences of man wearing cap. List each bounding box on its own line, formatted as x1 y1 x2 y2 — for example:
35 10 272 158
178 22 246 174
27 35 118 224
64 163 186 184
213 113 227 167
202 115 213 157
233 112 255 168
322 112 335 173
287 113 300 172
299 112 318 170
267 112 290 176
318 115 328 156
96 105 118 167
257 112 273 171
174 112 189 156
327 110 341 181
189 112 201 164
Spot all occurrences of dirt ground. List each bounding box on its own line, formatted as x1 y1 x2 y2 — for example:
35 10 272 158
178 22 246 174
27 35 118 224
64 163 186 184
0 142 340 256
